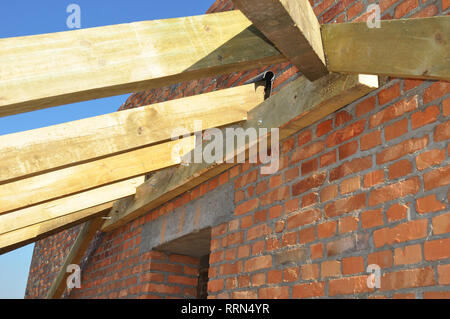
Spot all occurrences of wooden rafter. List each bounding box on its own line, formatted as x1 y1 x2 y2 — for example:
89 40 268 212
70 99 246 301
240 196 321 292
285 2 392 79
46 217 104 299
101 73 379 232
0 176 144 237
0 10 284 117
322 16 450 81
0 137 192 214
0 202 113 255
233 0 328 81
0 83 264 183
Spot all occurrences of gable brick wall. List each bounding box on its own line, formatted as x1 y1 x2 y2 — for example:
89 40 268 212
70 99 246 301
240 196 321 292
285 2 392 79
25 0 450 299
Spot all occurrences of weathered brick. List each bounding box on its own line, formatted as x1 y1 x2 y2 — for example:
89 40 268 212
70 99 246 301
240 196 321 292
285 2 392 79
371 95 417 128
330 156 372 182
412 105 440 129
388 159 412 179
423 165 450 191
292 282 325 298
360 130 382 151
394 244 422 265
434 120 450 142
321 260 341 278
361 209 384 229
380 267 435 291
416 194 446 214
259 286 289 299
438 264 450 285
244 255 272 273
373 219 428 248
432 212 450 235
416 149 445 170
385 118 408 141
377 136 428 164
329 276 370 296
369 177 420 206
424 238 450 261
326 120 366 147
325 193 366 218
342 256 365 275
292 172 326 196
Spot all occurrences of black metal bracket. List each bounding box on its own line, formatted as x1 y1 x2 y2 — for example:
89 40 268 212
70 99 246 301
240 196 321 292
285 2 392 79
243 71 275 100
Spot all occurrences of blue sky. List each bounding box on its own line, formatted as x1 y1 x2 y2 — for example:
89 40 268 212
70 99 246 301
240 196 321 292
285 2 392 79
0 0 214 299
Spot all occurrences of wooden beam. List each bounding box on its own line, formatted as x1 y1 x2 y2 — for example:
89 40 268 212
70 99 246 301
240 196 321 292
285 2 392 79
102 73 379 232
0 83 265 183
0 202 113 255
0 176 144 236
322 16 450 81
0 136 192 214
46 217 104 299
0 10 285 117
233 0 328 81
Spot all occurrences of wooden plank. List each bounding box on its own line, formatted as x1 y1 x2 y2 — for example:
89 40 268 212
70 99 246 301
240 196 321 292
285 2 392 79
0 10 285 117
0 83 265 183
322 16 450 81
102 73 379 232
0 176 144 236
233 0 328 80
0 136 192 214
46 217 104 299
0 202 113 255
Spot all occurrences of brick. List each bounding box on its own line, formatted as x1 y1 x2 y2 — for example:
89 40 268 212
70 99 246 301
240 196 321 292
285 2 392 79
310 243 324 260
424 291 450 299
282 137 295 154
360 130 382 151
377 136 428 164
363 170 385 188
339 141 358 160
251 272 266 286
416 149 445 171
368 250 393 269
386 204 408 222
223 232 244 247
220 262 240 275
342 256 365 275
329 276 370 296
285 167 299 182
392 293 416 299
317 119 333 137
434 120 450 142
339 216 359 234
259 287 289 299
247 224 271 241
423 165 450 191
320 150 336 167
330 156 372 182
361 209 384 229
370 95 418 128
403 79 424 92
321 184 338 202
356 96 376 117
325 193 366 218
412 105 440 129
369 177 420 206
386 118 409 141
244 255 272 272
235 198 259 216
168 275 197 286
298 130 312 146
423 81 450 104
321 260 341 278
291 142 325 163
260 186 289 206
327 234 369 257
347 1 364 20
380 267 435 291
255 181 268 195
283 267 300 283
335 111 353 127
416 194 446 214
235 170 258 188
341 176 361 194
301 264 319 281
292 172 326 196
287 209 321 230
444 98 450 116
274 247 308 266
281 231 297 248
388 159 412 179
378 83 401 106
299 226 316 244
269 175 283 189
267 270 282 284
285 199 299 214
292 282 325 298
394 0 419 18
302 158 318 175
424 238 450 261
326 120 366 147
373 219 428 248
142 283 181 295
394 244 422 265
168 254 199 265
438 264 450 285
208 279 224 293
301 193 318 208
432 212 450 235
318 221 337 239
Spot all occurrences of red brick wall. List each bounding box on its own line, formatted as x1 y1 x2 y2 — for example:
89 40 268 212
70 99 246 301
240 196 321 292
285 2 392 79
26 0 450 299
